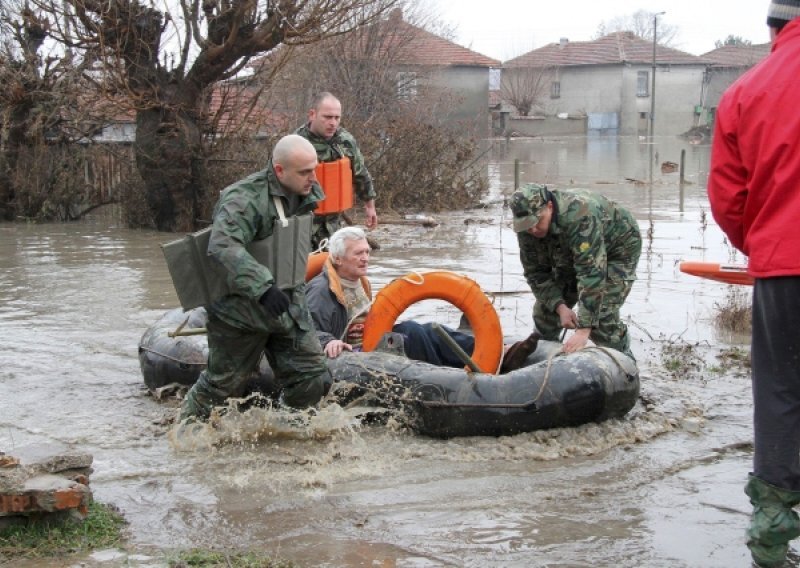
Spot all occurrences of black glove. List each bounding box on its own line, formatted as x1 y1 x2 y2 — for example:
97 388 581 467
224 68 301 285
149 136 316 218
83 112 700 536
259 286 291 318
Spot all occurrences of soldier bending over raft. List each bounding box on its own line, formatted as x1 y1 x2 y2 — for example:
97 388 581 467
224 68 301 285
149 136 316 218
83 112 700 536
510 184 641 360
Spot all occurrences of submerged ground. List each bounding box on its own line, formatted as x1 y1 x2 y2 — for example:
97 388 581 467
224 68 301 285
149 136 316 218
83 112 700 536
0 135 768 567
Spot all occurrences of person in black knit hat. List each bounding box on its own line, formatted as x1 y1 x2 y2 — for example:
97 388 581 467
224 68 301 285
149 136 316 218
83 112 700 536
708 1 800 565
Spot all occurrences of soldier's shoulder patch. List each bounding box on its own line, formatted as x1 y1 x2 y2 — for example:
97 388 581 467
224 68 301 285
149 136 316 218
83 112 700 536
579 242 590 253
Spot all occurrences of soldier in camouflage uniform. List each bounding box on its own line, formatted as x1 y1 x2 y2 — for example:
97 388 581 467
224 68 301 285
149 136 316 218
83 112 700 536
295 92 377 249
179 135 329 422
511 183 641 359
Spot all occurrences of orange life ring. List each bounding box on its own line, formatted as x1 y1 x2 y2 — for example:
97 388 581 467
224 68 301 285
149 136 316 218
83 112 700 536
362 271 503 374
305 251 329 282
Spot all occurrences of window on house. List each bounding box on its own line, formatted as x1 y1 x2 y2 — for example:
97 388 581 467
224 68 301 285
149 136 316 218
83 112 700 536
489 68 501 91
396 71 418 100
551 81 561 99
637 71 649 97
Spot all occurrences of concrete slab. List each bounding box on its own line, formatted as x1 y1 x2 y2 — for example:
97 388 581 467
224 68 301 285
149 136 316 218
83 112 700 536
0 445 93 518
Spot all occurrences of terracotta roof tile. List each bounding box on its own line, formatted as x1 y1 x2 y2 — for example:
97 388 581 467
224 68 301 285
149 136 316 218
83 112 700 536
504 32 706 67
249 11 499 70
390 20 500 67
701 43 771 67
202 83 288 134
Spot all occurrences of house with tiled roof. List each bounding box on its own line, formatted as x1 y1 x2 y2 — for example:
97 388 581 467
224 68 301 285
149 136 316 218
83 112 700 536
352 8 500 136
700 43 771 121
502 32 710 136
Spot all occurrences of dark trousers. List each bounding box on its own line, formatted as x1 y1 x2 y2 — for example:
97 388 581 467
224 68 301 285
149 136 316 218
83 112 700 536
392 321 475 368
181 289 326 420
752 276 800 490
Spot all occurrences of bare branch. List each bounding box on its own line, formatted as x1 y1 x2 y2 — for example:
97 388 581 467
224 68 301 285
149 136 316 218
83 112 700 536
179 0 197 73
500 66 555 117
595 9 679 46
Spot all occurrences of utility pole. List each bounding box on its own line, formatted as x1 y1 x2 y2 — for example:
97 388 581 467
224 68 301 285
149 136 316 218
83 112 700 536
649 12 666 140
648 11 665 186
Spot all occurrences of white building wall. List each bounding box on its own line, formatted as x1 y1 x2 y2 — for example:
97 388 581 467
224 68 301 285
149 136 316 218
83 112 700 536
623 64 706 136
545 66 623 119
430 66 492 138
528 63 707 137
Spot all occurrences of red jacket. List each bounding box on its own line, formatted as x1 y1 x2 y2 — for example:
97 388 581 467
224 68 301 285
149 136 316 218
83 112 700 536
708 19 800 278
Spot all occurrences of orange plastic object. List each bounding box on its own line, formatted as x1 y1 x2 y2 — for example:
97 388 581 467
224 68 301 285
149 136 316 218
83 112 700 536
362 271 504 374
314 157 354 215
305 251 329 282
679 261 753 286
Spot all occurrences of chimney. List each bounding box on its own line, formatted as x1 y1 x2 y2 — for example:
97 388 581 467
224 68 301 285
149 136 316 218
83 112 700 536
389 8 403 24
559 37 569 49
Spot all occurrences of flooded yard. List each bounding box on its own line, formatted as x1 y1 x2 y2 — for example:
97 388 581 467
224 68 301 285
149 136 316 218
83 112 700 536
0 135 767 567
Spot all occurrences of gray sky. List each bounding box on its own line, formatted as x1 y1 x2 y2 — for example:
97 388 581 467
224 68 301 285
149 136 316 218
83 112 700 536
428 0 772 61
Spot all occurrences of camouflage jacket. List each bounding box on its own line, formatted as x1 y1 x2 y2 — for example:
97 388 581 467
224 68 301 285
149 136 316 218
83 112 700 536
208 162 323 300
295 123 376 202
517 189 640 328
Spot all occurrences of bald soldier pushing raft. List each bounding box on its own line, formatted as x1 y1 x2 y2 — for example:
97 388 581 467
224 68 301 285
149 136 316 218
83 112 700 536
179 134 329 422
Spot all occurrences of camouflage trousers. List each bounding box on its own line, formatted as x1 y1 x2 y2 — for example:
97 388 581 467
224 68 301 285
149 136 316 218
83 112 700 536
180 288 327 422
311 214 343 251
533 253 640 359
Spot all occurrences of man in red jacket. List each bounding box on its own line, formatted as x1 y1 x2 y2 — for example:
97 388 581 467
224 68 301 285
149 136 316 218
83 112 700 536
708 1 800 565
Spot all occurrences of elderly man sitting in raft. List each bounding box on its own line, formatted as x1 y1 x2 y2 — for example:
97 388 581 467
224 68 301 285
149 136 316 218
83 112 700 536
306 226 478 367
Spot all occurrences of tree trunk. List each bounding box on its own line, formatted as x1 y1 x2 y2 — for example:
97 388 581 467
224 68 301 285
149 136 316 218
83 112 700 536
0 157 14 221
134 108 205 232
0 102 34 220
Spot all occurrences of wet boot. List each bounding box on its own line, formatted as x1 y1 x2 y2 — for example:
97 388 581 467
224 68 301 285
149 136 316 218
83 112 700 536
745 474 800 567
178 383 214 423
280 370 326 410
500 331 542 374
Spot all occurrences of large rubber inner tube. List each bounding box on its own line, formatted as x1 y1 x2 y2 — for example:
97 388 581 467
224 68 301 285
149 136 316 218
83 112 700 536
138 308 640 437
361 271 503 374
325 343 640 438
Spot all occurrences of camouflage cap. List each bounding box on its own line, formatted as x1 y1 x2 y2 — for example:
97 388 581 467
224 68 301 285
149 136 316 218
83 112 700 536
511 184 549 232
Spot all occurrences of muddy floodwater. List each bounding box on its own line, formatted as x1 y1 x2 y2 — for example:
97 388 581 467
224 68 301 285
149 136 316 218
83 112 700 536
0 135 774 567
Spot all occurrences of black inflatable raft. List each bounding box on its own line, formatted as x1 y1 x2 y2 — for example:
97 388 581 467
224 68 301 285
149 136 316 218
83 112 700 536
139 308 640 438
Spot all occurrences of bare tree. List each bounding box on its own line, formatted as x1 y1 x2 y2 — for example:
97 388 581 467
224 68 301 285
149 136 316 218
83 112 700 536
0 2 105 220
595 10 678 46
257 7 440 122
259 7 488 212
500 65 554 117
0 5 53 219
715 35 753 48
29 0 397 231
